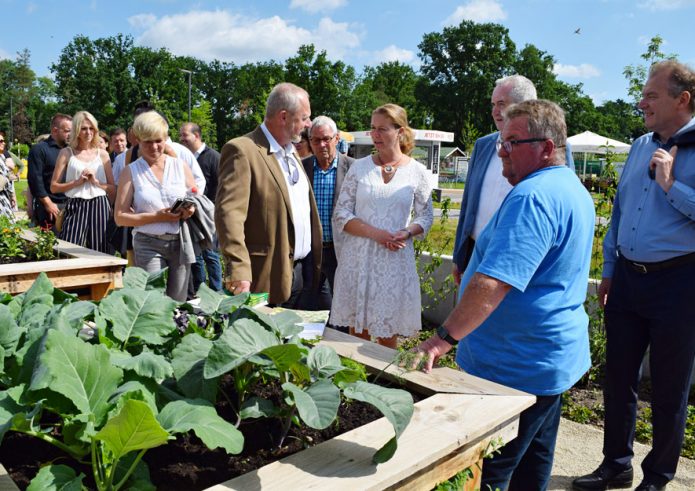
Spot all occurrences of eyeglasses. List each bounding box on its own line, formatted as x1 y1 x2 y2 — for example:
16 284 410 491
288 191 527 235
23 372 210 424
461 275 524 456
310 136 336 145
0 140 5 143
496 138 547 154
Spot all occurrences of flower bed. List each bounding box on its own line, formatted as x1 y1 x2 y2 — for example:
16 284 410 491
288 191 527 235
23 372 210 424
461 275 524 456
0 273 534 490
0 228 126 300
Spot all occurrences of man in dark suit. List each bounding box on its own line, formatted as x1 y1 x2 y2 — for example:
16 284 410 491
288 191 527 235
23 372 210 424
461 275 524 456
301 115 354 310
215 82 322 306
27 113 72 228
180 122 223 292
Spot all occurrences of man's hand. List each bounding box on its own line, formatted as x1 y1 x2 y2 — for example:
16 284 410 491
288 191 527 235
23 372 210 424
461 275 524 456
43 199 59 220
597 278 612 309
650 146 677 192
402 335 453 374
452 264 462 285
225 279 251 295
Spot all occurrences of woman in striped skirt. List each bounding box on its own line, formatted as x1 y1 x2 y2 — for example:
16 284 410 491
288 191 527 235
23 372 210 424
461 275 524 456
50 111 115 252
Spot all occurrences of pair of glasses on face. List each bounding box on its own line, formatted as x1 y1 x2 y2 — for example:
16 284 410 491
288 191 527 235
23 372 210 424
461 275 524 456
0 140 5 143
496 138 546 154
310 136 336 145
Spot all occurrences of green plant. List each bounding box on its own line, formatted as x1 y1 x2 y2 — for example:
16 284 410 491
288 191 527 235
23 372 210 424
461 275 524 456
415 193 456 311
0 216 26 259
28 224 57 260
0 270 244 490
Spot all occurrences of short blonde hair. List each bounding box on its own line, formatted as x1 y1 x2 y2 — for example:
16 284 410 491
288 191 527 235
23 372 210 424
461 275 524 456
70 111 100 150
132 111 169 142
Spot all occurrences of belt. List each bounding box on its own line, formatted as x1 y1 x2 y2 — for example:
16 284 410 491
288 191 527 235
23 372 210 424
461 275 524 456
322 241 334 248
622 251 695 274
138 232 179 241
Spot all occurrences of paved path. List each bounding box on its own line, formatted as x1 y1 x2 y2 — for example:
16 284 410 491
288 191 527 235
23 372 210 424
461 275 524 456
550 418 695 490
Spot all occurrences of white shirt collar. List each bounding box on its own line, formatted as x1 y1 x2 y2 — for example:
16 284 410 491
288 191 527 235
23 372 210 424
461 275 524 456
194 142 206 159
260 122 294 158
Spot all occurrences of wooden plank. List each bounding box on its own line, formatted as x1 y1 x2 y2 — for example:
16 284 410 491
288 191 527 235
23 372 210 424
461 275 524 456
214 392 534 490
321 328 528 397
0 464 18 491
0 267 122 294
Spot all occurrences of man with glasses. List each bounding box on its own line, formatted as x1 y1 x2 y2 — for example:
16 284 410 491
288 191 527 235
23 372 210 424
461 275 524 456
216 82 322 307
301 116 354 311
452 75 574 287
573 60 695 491
27 113 72 228
413 100 595 491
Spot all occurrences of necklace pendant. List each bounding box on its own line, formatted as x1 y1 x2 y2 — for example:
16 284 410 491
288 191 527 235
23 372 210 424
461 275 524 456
384 165 394 174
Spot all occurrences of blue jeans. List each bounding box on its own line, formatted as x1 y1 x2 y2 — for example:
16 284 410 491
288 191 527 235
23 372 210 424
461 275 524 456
191 248 223 293
482 393 563 491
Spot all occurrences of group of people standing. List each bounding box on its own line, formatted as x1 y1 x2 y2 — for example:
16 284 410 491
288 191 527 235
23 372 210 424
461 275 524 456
15 58 695 491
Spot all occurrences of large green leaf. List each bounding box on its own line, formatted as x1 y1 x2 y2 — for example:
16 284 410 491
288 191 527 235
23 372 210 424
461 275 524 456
204 318 278 378
29 330 123 423
233 306 303 338
158 399 243 454
122 267 167 291
342 381 414 463
112 351 173 382
22 272 54 307
171 334 218 401
26 464 84 491
196 283 248 315
0 387 24 442
94 399 169 459
307 345 344 379
0 304 20 356
260 344 303 372
239 397 280 419
109 381 158 415
282 380 340 430
99 288 177 346
59 301 97 329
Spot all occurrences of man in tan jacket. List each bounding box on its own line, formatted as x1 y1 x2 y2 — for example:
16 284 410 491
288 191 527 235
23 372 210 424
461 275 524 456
215 82 322 306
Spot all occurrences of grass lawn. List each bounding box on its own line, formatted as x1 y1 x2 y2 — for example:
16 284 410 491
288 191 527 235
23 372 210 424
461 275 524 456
438 181 465 190
13 179 28 211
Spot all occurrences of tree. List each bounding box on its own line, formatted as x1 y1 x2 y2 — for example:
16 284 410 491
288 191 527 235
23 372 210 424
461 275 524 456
416 21 517 148
623 35 675 104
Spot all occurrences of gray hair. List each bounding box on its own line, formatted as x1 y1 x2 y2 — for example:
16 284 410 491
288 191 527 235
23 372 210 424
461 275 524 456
495 75 537 103
265 82 310 118
504 99 567 164
309 115 338 138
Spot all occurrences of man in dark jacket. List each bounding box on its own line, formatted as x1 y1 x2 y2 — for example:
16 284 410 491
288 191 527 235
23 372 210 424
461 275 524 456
27 113 72 228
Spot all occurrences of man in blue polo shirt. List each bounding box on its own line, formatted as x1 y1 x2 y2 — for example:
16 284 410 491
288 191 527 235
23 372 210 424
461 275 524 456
301 115 354 311
414 99 595 491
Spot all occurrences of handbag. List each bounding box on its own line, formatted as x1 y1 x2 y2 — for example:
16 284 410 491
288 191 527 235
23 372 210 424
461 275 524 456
54 208 66 233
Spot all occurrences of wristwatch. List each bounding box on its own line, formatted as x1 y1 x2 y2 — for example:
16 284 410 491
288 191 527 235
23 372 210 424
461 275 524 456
436 325 457 346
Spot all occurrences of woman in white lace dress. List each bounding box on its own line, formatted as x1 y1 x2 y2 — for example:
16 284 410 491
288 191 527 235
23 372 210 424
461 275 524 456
330 104 433 348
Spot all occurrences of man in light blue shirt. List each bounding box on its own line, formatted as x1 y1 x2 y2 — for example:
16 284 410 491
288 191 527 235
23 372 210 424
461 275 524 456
415 100 595 491
574 60 695 491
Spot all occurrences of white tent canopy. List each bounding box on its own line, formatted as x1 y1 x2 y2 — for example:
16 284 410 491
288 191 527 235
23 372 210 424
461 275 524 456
568 130 631 154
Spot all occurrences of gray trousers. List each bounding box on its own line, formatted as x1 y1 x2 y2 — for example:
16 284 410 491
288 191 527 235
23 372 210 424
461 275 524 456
133 232 191 302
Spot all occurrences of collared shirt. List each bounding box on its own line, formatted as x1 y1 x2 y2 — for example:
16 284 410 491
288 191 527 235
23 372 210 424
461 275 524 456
260 123 312 260
603 117 695 277
194 142 206 159
471 150 512 240
312 155 338 242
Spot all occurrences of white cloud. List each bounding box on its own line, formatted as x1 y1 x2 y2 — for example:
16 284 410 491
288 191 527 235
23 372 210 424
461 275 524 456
443 0 507 25
290 0 347 14
372 45 415 64
26 2 37 14
0 48 11 60
129 10 362 64
553 63 601 79
638 0 695 11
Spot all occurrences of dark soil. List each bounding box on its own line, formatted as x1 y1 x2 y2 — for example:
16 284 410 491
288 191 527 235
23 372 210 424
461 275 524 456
0 375 419 490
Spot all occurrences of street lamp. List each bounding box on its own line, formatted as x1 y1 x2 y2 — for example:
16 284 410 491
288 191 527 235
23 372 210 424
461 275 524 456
180 69 193 122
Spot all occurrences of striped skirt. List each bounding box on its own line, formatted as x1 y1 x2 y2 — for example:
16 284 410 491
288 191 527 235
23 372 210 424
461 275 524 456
60 195 111 253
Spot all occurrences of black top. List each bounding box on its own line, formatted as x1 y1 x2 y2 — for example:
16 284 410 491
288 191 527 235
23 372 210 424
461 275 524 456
27 136 66 203
197 145 220 201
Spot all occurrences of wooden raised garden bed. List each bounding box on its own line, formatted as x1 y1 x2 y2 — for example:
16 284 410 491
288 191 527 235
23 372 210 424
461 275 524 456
0 328 534 491
0 230 127 300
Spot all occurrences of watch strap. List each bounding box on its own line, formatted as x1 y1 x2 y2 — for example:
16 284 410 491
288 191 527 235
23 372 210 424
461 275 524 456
436 325 457 346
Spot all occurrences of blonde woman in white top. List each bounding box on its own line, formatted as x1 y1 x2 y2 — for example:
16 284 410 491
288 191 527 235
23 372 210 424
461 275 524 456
50 111 115 252
114 111 199 302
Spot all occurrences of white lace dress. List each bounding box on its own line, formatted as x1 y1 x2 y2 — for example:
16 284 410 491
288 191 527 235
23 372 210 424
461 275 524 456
329 156 433 338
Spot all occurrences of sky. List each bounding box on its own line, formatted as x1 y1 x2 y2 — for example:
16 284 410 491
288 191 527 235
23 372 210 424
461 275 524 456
3 0 695 108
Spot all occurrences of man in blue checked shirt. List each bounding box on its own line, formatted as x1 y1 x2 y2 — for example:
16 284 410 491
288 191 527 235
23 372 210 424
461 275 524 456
301 116 354 311
573 60 695 491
